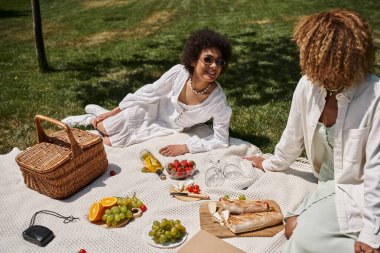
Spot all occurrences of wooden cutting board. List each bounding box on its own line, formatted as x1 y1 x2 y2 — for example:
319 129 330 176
169 187 209 202
90 208 142 228
199 200 284 238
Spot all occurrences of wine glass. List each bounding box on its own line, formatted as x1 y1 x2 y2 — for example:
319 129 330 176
205 160 225 187
205 159 244 187
222 163 244 180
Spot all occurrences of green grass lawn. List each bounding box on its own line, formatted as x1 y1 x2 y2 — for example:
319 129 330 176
1 0 379 154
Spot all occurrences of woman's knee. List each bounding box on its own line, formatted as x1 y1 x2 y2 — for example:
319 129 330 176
284 216 298 239
103 136 112 146
96 121 108 135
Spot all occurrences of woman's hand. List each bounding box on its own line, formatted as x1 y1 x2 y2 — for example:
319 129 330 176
244 156 265 171
159 144 189 157
354 241 380 253
96 112 112 122
92 107 121 129
91 112 112 129
97 106 121 122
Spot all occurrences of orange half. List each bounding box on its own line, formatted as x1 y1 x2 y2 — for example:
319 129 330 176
100 196 117 208
88 202 105 222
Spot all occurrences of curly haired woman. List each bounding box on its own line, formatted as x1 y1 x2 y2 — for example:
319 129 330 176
245 9 380 253
63 29 233 157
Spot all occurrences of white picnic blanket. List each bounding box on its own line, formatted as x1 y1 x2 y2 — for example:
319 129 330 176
0 124 317 253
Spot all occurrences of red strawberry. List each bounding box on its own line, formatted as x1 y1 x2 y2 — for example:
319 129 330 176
181 160 188 167
174 160 181 168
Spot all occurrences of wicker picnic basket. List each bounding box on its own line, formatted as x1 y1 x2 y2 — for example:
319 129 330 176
15 115 108 199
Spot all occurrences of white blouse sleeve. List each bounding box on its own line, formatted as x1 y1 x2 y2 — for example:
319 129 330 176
358 102 380 248
118 64 183 110
262 78 305 171
186 100 232 153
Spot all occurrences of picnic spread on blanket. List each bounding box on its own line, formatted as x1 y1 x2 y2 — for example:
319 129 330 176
0 123 317 252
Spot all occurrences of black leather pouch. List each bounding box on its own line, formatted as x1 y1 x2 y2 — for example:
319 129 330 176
22 225 55 247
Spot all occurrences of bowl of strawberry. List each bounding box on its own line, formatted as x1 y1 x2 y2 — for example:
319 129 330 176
166 159 196 180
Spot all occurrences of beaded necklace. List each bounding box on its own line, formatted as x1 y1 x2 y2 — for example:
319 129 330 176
190 77 212 95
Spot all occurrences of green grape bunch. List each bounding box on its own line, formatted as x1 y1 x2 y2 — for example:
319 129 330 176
148 219 186 244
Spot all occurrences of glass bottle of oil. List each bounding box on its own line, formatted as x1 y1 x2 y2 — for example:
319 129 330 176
139 149 166 180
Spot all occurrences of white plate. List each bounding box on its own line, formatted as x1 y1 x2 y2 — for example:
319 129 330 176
143 224 187 249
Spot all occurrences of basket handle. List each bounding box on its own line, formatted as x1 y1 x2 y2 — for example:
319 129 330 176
34 114 83 158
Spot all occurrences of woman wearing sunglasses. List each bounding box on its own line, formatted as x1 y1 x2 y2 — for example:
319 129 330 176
62 29 233 157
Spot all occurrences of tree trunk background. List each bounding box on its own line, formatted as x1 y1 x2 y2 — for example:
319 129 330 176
31 0 49 72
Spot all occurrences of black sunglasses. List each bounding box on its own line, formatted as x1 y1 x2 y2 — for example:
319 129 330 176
199 56 226 67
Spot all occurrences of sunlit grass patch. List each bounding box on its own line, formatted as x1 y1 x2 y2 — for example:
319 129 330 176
82 0 133 9
68 10 173 47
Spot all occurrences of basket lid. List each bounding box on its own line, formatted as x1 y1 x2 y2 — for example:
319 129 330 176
49 128 102 149
16 142 71 173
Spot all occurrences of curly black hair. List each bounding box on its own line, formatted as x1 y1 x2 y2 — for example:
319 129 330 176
180 29 232 75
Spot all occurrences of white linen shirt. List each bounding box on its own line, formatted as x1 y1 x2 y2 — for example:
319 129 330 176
117 64 232 153
263 74 380 248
